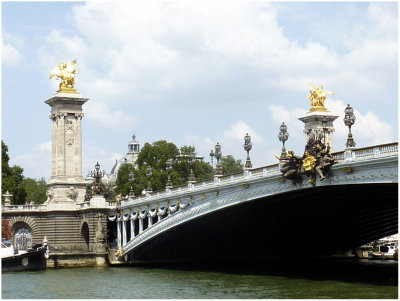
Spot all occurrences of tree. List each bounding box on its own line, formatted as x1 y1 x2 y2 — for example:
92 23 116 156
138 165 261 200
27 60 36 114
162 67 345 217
116 140 214 195
2 141 26 204
20 177 47 205
220 155 243 175
115 163 136 196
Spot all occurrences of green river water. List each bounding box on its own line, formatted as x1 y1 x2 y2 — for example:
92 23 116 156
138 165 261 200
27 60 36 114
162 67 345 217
2 259 398 299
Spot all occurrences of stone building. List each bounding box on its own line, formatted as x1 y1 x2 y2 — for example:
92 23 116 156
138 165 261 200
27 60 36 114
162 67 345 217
108 134 141 182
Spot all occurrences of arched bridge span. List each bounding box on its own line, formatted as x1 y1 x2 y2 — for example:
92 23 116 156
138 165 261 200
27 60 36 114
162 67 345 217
110 143 398 263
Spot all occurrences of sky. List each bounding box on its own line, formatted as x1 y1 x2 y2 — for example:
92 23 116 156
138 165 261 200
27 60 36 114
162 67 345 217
2 1 398 180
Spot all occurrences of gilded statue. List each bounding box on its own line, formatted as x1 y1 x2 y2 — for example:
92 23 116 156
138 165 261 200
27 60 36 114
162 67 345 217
49 59 79 92
307 83 334 111
277 134 336 185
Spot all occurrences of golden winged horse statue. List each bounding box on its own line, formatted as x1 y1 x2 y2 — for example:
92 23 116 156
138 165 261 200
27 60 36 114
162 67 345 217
49 59 79 92
307 83 334 111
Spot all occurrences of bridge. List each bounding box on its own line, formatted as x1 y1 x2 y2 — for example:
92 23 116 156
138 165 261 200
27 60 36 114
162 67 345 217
109 143 398 263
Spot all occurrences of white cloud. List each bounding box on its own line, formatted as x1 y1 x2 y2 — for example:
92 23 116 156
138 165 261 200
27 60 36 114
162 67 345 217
36 2 397 127
82 142 124 176
223 120 265 145
11 142 51 179
328 99 396 146
2 43 22 66
85 102 136 129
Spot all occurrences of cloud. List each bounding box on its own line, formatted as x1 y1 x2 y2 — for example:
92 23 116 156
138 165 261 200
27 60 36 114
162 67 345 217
2 31 24 66
222 120 266 145
328 99 396 146
11 142 51 179
82 141 124 176
37 2 396 97
85 102 136 129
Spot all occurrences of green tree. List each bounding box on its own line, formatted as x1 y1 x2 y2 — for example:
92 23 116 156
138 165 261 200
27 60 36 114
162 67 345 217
103 181 117 201
220 155 243 175
20 177 47 205
2 141 26 204
116 140 214 195
115 163 136 196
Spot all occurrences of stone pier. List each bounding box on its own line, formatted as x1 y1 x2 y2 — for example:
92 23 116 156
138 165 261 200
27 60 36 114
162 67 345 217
2 86 112 267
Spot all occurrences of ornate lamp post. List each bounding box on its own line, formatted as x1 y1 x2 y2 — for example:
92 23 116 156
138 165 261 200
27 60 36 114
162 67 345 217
344 104 356 148
243 133 253 169
146 165 153 193
209 149 215 168
188 153 196 183
321 116 328 147
129 171 135 197
91 162 105 195
165 158 173 189
214 142 222 176
278 122 289 159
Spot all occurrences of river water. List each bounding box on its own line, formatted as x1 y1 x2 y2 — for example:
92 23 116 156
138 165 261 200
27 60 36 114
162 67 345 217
2 259 398 299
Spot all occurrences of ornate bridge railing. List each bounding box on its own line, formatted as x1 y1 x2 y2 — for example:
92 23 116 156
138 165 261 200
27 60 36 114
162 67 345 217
110 142 398 257
2 201 116 212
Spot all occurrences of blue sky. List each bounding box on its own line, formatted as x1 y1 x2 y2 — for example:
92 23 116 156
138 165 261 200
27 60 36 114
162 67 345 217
2 1 398 179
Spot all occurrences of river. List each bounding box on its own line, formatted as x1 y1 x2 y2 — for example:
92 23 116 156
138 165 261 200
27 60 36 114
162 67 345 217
2 258 398 299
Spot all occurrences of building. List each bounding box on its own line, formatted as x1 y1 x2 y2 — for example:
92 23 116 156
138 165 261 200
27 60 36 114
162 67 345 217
108 134 141 182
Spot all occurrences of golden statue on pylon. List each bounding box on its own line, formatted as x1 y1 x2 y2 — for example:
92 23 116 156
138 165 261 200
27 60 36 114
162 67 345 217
307 83 334 112
49 59 79 93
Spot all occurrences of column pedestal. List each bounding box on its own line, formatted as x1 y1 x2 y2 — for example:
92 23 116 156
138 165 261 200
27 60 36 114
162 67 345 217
45 92 88 206
298 110 338 151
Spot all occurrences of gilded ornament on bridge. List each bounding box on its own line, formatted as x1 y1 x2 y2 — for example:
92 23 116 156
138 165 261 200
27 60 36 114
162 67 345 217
302 151 316 171
307 83 334 112
49 59 79 93
278 133 336 185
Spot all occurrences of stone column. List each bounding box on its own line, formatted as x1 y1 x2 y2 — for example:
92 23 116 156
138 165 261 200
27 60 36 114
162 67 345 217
45 92 89 209
139 218 144 234
117 220 122 250
148 215 153 228
130 219 135 240
298 110 338 151
122 220 127 246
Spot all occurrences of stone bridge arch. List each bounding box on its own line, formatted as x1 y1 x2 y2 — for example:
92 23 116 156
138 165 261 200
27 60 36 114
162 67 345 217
9 216 38 235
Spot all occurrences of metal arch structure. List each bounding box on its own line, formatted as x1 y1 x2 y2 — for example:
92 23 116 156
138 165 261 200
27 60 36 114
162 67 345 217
110 143 398 262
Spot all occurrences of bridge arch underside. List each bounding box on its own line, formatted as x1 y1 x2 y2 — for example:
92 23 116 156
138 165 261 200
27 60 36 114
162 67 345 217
131 183 397 263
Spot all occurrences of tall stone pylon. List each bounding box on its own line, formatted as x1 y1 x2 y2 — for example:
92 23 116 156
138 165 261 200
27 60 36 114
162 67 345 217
46 60 88 209
298 84 338 151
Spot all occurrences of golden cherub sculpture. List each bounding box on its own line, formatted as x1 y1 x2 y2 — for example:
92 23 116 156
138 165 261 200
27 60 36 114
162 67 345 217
49 59 79 93
307 83 334 111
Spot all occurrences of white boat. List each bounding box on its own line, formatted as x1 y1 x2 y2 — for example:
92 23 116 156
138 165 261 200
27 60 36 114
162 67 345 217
369 235 398 260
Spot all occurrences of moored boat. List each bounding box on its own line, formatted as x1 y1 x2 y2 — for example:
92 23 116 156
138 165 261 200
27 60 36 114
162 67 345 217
1 237 49 272
369 243 398 260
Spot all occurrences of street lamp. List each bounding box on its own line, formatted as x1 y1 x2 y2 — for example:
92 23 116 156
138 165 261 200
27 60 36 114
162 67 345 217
165 158 173 189
278 122 289 159
90 162 105 195
209 149 215 168
146 165 153 193
321 116 328 147
243 133 253 169
344 104 356 148
188 153 196 183
129 171 135 197
214 142 222 176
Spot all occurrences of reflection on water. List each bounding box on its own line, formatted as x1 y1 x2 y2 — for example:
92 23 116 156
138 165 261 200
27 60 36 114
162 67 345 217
2 259 397 299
